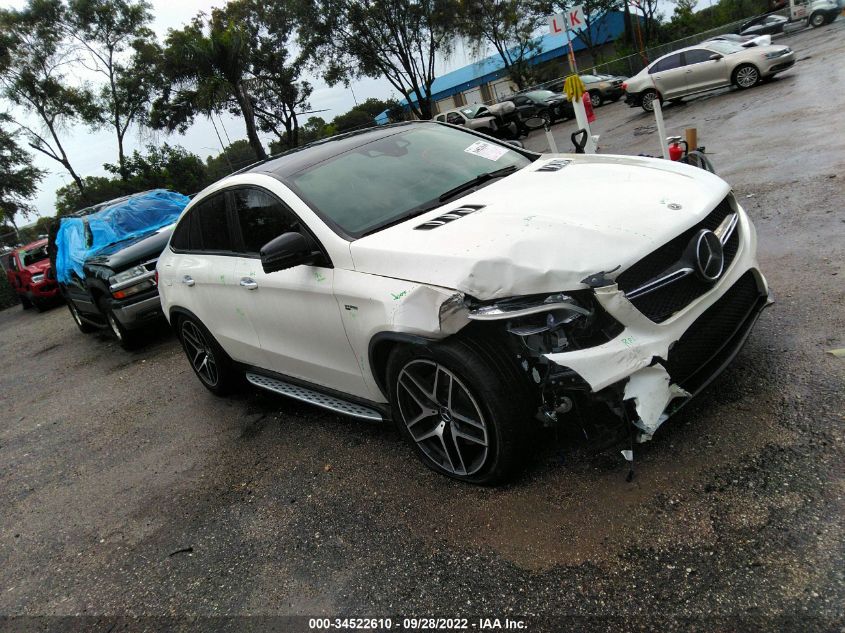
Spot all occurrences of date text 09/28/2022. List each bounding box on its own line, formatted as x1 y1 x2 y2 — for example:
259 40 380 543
308 617 527 629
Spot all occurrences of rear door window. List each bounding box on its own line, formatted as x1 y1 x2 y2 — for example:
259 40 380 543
650 53 683 73
194 193 231 252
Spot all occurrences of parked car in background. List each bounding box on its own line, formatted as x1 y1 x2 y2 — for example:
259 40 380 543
706 33 772 47
158 121 770 484
544 74 627 107
798 0 843 26
623 40 795 111
435 105 505 137
4 239 60 311
51 190 189 349
502 90 574 124
739 13 788 35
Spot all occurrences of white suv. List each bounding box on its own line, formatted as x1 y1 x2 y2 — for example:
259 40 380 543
157 122 770 484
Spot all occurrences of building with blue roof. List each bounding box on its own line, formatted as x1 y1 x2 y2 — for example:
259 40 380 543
376 10 628 124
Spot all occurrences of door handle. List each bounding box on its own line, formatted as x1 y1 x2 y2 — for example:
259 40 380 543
181 275 195 287
239 277 258 290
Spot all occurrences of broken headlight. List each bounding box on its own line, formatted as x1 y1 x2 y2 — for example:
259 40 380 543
468 292 621 353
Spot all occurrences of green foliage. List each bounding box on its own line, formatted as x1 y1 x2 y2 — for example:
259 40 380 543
66 0 163 180
153 0 311 160
205 140 258 182
0 113 44 227
458 0 547 90
0 0 100 193
299 0 458 120
0 266 18 309
333 98 400 132
55 144 207 215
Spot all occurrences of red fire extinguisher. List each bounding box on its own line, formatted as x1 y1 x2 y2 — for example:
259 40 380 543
667 136 686 161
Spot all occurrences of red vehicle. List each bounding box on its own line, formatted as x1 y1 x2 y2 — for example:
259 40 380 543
4 239 60 311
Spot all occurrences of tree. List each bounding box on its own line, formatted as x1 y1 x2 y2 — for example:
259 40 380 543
333 98 400 131
299 0 458 120
154 0 314 161
0 0 99 194
459 0 544 90
0 113 44 231
237 0 314 151
54 144 207 215
153 8 269 160
550 0 622 68
667 0 699 38
66 0 163 181
205 139 258 182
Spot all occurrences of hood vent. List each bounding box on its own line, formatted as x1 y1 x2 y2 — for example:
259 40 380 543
414 204 484 230
536 159 572 172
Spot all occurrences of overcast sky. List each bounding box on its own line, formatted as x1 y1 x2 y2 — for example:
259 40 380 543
2 0 486 220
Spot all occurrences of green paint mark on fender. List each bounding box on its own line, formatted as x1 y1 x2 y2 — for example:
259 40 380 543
391 290 408 300
315 271 326 282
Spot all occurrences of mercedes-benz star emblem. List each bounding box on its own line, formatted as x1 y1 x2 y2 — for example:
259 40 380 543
694 230 724 282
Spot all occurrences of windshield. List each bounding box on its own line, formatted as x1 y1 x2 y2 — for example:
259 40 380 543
707 40 744 55
20 244 49 267
289 125 532 237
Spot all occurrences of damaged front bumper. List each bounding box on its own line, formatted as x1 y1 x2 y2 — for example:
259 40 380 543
542 210 771 441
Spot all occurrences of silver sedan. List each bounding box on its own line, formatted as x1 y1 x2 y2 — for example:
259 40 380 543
623 40 796 111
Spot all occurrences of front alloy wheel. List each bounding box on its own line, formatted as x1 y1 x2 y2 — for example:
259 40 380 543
396 359 489 477
387 338 533 484
734 64 760 89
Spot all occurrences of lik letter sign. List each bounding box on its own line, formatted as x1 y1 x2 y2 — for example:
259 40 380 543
548 5 585 33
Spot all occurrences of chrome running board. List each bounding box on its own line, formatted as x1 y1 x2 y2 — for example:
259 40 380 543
245 372 384 421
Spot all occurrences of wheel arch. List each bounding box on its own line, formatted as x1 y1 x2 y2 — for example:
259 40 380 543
368 332 436 400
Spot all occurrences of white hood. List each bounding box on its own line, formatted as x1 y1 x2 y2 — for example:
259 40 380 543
350 154 731 300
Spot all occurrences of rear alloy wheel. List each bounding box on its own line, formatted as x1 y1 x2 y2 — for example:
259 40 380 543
809 11 825 27
589 91 603 107
67 301 97 333
178 316 238 395
387 339 533 484
640 89 660 112
733 63 760 89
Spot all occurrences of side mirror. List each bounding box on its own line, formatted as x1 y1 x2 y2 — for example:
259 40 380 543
260 232 313 273
709 53 723 61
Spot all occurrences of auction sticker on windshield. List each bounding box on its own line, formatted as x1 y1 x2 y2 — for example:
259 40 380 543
464 141 508 161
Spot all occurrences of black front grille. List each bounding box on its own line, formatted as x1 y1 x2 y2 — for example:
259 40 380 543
616 196 739 323
665 270 766 392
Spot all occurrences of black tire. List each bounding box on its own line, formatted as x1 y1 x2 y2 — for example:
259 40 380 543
67 300 97 333
33 298 48 312
809 11 825 27
733 63 760 89
176 314 239 395
106 310 141 350
386 337 535 485
640 89 660 112
589 90 603 107
20 295 32 309
537 107 552 123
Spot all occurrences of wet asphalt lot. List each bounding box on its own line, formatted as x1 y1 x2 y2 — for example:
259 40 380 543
1 21 843 633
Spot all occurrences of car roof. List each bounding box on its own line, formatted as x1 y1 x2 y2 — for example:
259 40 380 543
243 122 425 178
17 238 48 252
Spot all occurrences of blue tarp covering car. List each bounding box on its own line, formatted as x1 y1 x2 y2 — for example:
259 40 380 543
54 190 190 284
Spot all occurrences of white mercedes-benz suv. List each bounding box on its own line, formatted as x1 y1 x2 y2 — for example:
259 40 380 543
157 122 770 484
